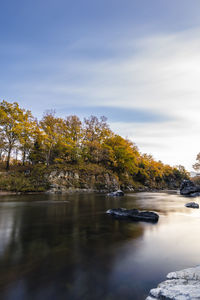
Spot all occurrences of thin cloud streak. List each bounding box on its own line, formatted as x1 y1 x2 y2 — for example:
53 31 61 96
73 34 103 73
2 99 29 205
1 28 200 169
55 106 171 123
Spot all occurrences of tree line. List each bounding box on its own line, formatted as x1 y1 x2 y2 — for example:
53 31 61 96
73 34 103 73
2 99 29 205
0 100 188 187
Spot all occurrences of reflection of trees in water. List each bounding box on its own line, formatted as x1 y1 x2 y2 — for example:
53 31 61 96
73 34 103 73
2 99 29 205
0 194 145 300
0 206 19 253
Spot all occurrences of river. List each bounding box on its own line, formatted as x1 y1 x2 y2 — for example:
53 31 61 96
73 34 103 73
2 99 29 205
0 191 199 300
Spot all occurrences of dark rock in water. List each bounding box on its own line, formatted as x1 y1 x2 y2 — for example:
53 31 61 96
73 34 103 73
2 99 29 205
187 192 200 197
106 208 159 223
185 202 199 208
107 190 124 196
180 180 200 196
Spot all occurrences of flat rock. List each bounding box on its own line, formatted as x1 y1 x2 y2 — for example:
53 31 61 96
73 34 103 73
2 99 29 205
185 202 199 209
146 265 200 300
106 208 159 223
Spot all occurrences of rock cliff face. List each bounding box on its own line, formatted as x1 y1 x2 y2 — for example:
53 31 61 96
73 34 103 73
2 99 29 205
146 266 200 300
47 169 119 193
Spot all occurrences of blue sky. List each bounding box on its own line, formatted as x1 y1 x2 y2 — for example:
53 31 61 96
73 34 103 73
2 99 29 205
1 0 200 169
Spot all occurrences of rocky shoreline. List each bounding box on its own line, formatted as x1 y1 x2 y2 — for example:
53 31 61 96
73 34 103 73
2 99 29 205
0 187 173 195
0 178 197 197
146 266 200 300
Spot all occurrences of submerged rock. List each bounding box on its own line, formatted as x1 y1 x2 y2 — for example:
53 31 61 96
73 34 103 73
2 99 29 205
146 265 200 300
106 208 159 223
180 180 200 196
185 202 199 208
107 189 124 196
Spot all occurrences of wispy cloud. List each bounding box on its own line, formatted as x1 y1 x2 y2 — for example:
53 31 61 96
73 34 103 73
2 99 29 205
1 27 200 169
55 106 171 123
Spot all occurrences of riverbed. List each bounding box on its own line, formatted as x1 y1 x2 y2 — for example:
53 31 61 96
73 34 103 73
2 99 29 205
0 192 199 300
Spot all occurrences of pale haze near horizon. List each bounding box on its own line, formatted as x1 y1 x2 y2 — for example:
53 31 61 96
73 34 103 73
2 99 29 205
1 1 200 171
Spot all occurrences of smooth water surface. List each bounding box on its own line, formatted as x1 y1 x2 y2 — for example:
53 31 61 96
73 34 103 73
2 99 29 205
0 192 200 300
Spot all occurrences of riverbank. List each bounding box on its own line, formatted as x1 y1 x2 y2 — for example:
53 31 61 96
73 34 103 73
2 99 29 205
0 163 187 194
0 187 178 196
0 191 20 195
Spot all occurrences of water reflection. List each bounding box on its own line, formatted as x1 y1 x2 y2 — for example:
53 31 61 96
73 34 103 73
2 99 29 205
0 192 199 299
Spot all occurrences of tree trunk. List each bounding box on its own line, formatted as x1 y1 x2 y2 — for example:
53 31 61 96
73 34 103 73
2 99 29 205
46 149 51 167
15 149 18 161
6 146 12 171
22 149 26 166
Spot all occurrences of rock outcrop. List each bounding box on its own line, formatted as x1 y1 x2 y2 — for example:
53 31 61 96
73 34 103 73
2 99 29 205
47 169 119 193
106 208 159 223
185 202 199 209
146 265 200 300
180 180 200 197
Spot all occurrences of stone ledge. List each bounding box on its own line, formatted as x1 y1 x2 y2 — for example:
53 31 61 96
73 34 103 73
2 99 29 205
146 266 200 300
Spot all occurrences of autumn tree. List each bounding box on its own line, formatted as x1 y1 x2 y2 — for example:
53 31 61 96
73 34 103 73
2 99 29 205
170 165 189 183
193 153 200 171
29 126 46 165
82 115 112 163
39 110 66 166
18 110 37 165
0 100 190 189
137 154 164 186
104 135 140 175
65 115 82 143
0 132 5 162
0 101 27 170
60 115 83 163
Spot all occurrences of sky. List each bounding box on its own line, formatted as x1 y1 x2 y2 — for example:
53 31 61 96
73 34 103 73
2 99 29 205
1 0 200 170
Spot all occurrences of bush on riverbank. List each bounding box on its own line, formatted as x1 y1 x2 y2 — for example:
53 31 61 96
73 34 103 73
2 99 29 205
0 165 49 192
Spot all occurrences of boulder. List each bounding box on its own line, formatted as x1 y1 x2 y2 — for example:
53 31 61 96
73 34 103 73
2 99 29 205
180 180 200 196
146 265 200 300
185 202 199 208
188 192 200 197
106 208 159 223
107 189 124 196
